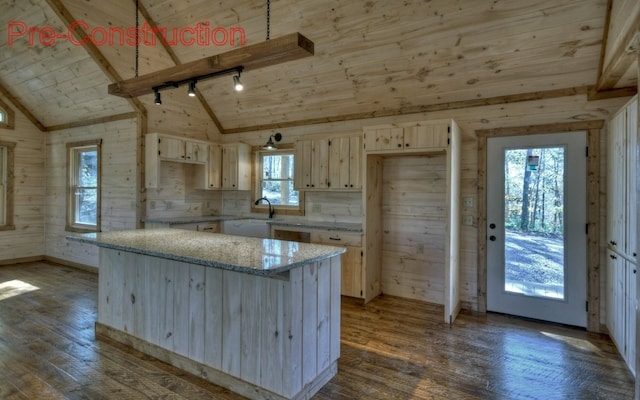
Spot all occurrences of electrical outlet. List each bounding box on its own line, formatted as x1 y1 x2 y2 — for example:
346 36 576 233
463 197 474 208
463 215 473 226
416 243 425 254
150 201 156 210
312 204 321 213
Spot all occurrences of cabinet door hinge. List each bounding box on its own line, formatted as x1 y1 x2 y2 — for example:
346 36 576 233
447 126 451 133
360 250 363 257
585 223 588 235
585 146 589 157
585 301 588 312
447 138 450 145
328 140 331 146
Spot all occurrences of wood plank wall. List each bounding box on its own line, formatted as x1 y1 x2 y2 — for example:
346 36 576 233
146 162 222 219
45 118 138 268
227 94 629 312
0 94 45 262
380 154 446 304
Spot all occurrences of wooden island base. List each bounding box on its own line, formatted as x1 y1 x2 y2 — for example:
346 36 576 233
95 246 342 400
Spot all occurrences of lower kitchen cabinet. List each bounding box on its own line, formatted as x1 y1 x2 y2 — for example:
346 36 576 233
272 226 364 298
607 250 637 376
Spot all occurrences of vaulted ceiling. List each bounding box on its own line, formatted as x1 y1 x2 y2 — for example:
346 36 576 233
0 0 637 134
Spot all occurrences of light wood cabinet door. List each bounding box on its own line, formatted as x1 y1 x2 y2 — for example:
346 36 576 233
159 136 185 161
364 127 403 151
222 145 238 189
329 137 350 189
185 141 207 163
221 143 251 190
403 123 448 149
206 144 222 189
349 135 362 189
294 139 329 189
342 245 363 297
311 139 329 189
295 139 313 189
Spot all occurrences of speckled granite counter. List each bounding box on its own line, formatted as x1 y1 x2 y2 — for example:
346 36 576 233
144 215 362 232
70 228 342 400
69 228 345 275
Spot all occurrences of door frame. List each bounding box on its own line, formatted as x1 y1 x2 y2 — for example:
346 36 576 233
476 120 604 332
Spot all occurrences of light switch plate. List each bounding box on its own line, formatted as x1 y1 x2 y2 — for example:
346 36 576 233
463 197 474 208
463 215 473 226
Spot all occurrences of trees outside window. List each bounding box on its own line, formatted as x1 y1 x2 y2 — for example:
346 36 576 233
67 141 101 232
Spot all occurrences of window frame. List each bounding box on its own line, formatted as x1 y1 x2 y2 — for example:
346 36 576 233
252 145 304 216
0 98 15 130
0 140 15 231
66 140 101 233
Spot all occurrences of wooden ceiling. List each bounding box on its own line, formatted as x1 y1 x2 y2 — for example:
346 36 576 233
0 0 637 134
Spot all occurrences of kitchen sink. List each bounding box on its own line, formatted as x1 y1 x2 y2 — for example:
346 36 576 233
222 219 271 238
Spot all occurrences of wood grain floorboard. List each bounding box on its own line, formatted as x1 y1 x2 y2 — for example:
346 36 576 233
0 262 634 399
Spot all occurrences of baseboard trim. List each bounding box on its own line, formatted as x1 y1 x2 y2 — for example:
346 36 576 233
44 256 98 274
0 255 44 266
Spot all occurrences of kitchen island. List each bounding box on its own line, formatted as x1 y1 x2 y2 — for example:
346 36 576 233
68 229 345 400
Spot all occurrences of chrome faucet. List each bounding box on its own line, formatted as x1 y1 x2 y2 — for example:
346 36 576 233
254 197 275 219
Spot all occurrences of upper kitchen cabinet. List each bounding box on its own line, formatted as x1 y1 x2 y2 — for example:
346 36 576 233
328 135 362 190
364 121 449 152
221 143 251 190
295 138 329 190
295 134 361 191
195 144 222 190
155 133 208 163
146 133 209 188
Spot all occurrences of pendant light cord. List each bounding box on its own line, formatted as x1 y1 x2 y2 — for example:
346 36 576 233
266 0 270 40
135 0 140 77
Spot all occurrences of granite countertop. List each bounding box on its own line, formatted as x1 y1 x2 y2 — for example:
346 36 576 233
68 229 346 276
145 215 362 232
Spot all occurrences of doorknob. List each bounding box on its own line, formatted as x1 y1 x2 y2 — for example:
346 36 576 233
489 235 496 241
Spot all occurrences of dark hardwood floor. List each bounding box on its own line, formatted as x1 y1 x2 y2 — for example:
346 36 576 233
0 262 634 399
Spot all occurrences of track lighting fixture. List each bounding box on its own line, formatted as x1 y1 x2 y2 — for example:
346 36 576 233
148 66 244 105
233 74 243 91
263 133 282 150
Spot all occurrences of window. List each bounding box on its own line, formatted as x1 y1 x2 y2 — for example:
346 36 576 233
0 141 15 230
253 148 304 215
67 140 101 232
0 98 15 130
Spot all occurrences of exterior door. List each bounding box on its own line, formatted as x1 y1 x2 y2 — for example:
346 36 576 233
487 132 587 327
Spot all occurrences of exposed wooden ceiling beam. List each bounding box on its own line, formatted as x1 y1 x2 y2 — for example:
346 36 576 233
134 0 225 135
45 112 138 132
108 33 314 98
44 0 146 116
595 20 640 91
0 79 46 131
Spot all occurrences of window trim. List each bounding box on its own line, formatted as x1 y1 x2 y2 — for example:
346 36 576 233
0 98 15 130
0 140 15 231
252 145 304 216
66 140 101 233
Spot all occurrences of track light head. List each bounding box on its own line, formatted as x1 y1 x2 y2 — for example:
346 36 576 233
233 74 243 91
188 81 196 97
154 89 162 105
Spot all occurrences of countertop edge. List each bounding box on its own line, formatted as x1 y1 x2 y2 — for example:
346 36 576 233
67 233 346 276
